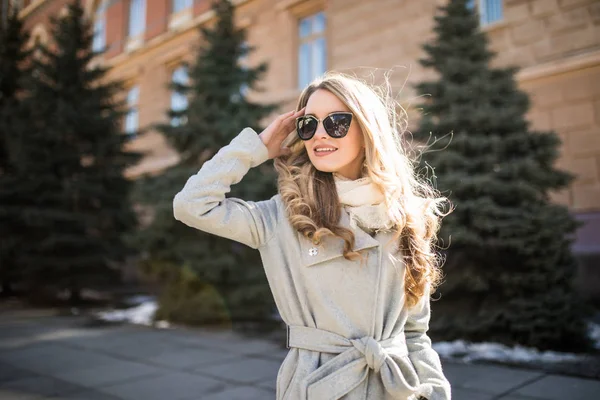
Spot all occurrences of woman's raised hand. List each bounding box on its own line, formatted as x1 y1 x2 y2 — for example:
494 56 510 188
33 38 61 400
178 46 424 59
259 108 305 160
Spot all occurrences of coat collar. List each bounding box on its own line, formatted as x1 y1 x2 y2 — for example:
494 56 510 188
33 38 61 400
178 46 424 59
299 209 381 267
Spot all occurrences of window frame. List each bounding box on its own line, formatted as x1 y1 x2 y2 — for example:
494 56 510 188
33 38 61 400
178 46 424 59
471 0 503 26
128 0 146 38
297 11 327 89
124 85 140 137
172 0 193 14
170 65 189 127
92 1 108 53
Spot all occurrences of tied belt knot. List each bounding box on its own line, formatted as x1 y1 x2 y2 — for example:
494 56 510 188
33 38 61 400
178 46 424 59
286 325 420 400
350 336 386 373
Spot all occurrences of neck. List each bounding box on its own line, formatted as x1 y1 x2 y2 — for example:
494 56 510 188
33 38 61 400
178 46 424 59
333 155 366 180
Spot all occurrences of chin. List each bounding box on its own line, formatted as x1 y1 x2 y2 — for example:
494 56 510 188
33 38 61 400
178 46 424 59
310 160 343 174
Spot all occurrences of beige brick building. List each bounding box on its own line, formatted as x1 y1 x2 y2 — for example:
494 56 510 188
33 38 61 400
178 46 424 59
11 0 600 255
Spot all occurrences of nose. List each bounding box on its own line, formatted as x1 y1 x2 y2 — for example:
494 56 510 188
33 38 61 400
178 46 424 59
315 122 328 139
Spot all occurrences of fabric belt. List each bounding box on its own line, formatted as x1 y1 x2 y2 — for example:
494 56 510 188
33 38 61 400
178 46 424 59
286 325 418 400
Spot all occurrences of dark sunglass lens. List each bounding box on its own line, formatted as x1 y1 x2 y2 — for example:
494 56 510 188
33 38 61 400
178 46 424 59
324 113 352 138
297 117 318 140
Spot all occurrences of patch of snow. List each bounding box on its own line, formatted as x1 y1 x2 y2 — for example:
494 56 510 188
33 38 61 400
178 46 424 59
96 300 157 326
123 294 156 306
589 323 600 350
433 340 582 364
156 320 170 329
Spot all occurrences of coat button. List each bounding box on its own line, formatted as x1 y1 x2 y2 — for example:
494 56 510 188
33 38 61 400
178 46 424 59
308 247 318 256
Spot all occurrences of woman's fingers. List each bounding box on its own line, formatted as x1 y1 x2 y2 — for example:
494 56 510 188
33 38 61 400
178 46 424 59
276 111 297 137
281 111 296 127
281 108 305 132
280 110 296 124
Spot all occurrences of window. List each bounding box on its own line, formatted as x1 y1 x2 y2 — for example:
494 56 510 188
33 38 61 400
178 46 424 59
172 0 193 13
92 2 108 52
298 12 326 89
229 42 249 103
238 42 249 98
128 0 146 37
469 0 503 26
124 86 140 137
170 66 188 127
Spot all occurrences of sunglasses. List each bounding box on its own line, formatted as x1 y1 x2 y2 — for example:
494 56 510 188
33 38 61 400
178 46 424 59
296 112 353 141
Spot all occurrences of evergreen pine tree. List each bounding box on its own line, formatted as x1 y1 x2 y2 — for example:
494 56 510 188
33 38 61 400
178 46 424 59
0 5 31 296
413 0 592 351
13 1 140 302
131 0 277 325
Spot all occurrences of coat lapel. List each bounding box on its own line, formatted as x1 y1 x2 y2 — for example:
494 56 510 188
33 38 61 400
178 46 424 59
299 209 380 267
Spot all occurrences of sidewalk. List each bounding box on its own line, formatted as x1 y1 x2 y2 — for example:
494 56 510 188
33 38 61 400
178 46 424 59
0 311 598 400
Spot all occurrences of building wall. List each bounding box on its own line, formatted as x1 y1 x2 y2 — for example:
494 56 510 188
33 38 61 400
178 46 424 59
486 0 600 212
16 0 600 216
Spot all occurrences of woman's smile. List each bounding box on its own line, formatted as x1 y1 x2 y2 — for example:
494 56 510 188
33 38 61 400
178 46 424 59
313 144 338 157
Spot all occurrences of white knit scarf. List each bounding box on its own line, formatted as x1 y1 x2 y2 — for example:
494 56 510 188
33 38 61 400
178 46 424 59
333 173 395 233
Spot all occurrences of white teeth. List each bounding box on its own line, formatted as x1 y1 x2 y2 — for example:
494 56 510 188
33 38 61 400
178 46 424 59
315 148 336 152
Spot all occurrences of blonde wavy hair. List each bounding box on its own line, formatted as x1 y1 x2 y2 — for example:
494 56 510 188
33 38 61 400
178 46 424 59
274 71 450 307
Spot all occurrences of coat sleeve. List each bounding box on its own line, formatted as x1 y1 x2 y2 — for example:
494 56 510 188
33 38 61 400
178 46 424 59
404 284 452 400
173 127 279 249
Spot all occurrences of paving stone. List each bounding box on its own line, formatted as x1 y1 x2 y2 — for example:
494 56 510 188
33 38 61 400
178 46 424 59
443 362 544 395
0 335 50 353
59 328 171 353
451 387 495 400
200 385 275 400
99 339 183 360
0 362 37 384
98 371 226 400
167 330 281 355
210 338 282 356
195 357 282 384
0 391 51 400
254 347 288 362
0 317 83 352
143 347 239 369
0 343 54 359
51 389 123 399
0 344 116 375
514 374 600 400
163 329 240 349
52 359 165 389
255 374 277 392
54 327 140 350
0 375 84 398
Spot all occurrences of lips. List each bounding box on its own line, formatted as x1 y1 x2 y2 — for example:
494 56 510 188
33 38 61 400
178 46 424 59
314 145 338 153
313 146 337 157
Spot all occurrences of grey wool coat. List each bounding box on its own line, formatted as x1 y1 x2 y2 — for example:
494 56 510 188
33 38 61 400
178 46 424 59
173 128 452 400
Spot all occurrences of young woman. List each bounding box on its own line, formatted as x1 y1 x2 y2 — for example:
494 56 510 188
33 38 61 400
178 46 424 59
173 72 451 400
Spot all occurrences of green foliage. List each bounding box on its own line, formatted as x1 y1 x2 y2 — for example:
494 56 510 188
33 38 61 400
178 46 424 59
131 0 278 323
2 1 140 301
141 261 230 326
414 0 592 351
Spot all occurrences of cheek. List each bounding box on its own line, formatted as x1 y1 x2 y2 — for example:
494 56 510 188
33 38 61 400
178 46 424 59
304 140 315 158
341 127 364 156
